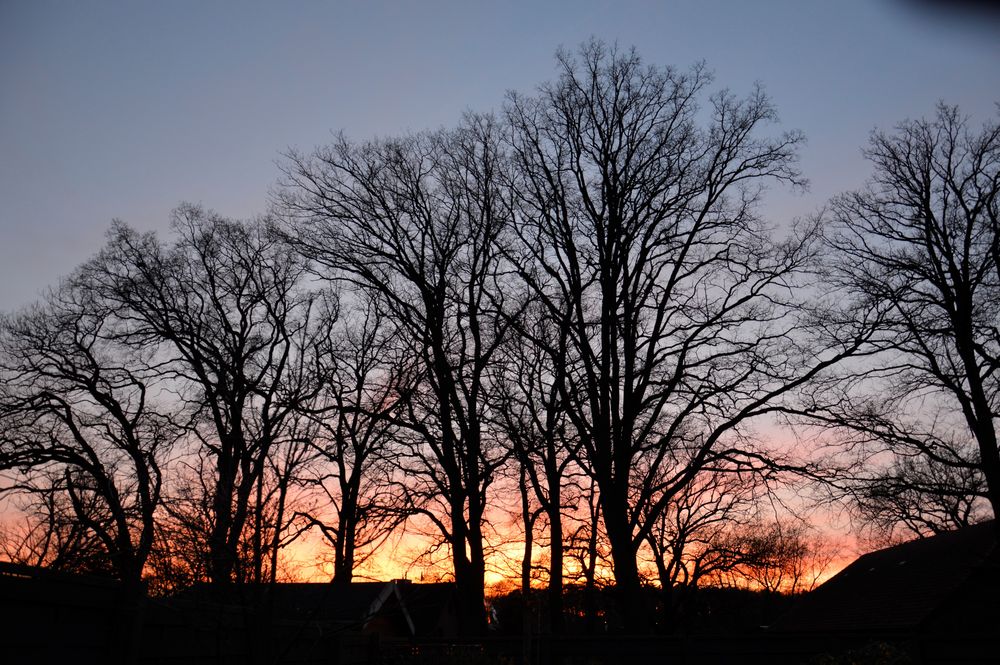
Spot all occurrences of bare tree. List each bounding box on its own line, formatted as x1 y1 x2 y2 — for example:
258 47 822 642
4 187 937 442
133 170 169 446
563 475 611 632
643 468 768 590
847 453 988 542
505 41 858 629
81 206 331 586
298 301 411 584
721 520 836 594
493 300 580 632
0 279 175 587
813 104 1000 535
0 473 118 576
277 116 517 633
249 421 318 585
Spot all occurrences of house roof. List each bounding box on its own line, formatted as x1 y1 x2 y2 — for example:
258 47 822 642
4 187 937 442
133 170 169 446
774 521 997 633
394 581 457 635
260 581 400 625
173 580 408 630
174 579 459 636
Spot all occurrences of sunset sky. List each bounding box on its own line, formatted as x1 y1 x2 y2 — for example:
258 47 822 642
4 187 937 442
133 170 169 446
1 0 998 313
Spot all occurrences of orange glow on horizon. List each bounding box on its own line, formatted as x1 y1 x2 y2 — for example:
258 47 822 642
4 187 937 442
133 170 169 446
279 525 854 595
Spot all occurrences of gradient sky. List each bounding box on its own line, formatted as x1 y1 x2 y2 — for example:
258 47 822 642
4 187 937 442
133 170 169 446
1 0 997 312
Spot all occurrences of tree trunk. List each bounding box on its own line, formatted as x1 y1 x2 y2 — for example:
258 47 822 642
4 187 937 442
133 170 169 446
602 495 646 633
520 465 534 665
547 479 563 634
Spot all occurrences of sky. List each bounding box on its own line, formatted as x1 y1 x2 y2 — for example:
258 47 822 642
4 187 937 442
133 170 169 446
1 0 998 312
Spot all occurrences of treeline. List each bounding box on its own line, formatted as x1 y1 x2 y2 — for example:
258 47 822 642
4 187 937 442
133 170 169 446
1 42 998 635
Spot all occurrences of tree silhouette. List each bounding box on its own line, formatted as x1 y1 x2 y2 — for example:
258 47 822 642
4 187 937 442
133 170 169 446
80 206 331 585
493 299 581 632
813 104 1000 535
0 278 175 586
297 300 413 584
6 40 989 647
504 40 859 630
278 116 518 633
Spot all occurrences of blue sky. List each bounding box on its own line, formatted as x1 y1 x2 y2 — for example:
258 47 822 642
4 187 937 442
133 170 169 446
1 0 997 311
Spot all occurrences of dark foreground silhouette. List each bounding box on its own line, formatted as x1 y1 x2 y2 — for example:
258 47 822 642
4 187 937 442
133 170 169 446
1 523 998 664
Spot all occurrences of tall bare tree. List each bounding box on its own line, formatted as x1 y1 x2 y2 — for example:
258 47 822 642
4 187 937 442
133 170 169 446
493 300 580 632
0 280 175 587
505 41 860 629
81 206 331 585
814 104 1000 535
277 116 517 632
298 300 412 584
